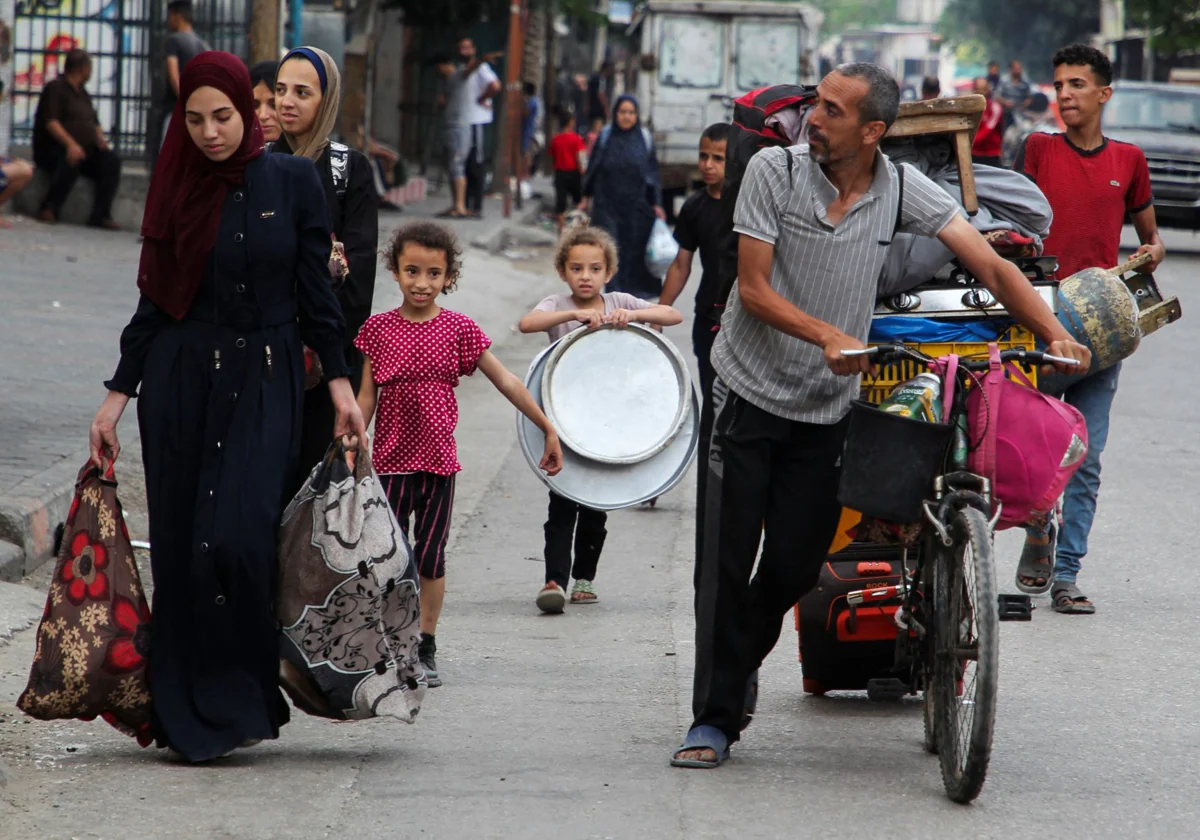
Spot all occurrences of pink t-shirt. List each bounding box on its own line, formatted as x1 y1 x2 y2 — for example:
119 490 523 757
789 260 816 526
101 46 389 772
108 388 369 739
354 308 492 476
533 292 656 342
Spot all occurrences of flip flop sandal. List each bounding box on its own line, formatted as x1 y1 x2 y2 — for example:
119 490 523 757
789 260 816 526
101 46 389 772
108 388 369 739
1016 530 1056 595
1051 582 1096 615
536 584 567 614
435 208 464 218
570 579 599 604
670 725 730 769
740 669 759 732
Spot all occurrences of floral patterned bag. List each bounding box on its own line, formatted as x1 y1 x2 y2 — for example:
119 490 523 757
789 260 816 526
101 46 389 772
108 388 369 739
17 461 153 746
276 438 425 722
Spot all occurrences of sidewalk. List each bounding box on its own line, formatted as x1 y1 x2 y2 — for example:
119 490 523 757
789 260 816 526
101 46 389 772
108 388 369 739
0 181 555 581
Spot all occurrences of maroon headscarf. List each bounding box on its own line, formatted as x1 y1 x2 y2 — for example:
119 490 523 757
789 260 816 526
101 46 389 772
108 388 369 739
137 51 265 319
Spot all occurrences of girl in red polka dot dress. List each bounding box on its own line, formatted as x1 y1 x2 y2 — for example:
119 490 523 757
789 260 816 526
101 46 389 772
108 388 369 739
356 222 563 687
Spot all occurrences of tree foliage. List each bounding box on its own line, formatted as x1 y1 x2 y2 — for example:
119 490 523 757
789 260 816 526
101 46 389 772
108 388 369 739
813 0 897 37
384 0 603 29
939 0 1099 80
1126 0 1200 57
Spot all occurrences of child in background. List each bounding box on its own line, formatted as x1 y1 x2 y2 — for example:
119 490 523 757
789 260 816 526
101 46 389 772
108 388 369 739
547 109 587 232
356 222 563 682
518 226 682 613
658 122 729 593
585 116 605 156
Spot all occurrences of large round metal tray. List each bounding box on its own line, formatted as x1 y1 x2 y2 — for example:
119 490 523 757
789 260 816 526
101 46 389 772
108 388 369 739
518 338 699 511
540 325 691 465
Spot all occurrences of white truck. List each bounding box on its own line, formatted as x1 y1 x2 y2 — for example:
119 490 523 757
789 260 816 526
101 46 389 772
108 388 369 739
629 0 823 208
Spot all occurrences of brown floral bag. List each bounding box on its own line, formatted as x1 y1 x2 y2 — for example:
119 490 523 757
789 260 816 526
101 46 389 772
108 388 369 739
17 461 153 746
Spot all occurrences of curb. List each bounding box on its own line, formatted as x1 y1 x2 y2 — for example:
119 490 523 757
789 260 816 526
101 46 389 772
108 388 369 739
0 449 85 582
470 200 552 253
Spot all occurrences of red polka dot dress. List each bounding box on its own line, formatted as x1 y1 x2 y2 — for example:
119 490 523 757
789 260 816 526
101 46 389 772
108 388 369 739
354 308 492 476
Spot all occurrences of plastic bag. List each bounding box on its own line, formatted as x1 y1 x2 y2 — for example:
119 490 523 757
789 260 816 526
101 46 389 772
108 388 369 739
645 217 679 279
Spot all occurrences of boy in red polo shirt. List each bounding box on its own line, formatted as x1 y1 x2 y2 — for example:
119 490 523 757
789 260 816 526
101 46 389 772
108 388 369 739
548 110 587 232
1014 44 1166 614
971 76 1004 167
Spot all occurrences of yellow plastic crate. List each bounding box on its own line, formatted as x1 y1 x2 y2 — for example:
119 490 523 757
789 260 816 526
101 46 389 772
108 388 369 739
862 324 1038 405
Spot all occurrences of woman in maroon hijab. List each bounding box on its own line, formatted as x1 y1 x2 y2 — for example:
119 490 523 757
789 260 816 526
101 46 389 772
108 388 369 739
87 52 365 762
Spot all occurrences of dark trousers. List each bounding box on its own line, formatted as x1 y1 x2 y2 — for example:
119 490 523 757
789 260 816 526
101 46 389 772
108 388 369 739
35 146 121 224
544 492 608 588
691 381 849 738
692 316 718 596
465 124 487 213
289 348 363 500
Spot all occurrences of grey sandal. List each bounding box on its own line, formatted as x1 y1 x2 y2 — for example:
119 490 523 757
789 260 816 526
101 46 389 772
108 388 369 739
1016 529 1056 595
570 579 598 604
1051 581 1096 614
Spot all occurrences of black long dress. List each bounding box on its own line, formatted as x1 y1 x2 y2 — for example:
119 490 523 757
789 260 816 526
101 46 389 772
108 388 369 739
106 153 349 762
270 138 378 497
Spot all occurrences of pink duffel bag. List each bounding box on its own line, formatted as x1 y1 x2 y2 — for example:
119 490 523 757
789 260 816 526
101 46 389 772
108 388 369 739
943 343 1089 530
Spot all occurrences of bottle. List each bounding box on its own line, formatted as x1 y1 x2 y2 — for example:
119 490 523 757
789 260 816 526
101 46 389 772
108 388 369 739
879 372 943 424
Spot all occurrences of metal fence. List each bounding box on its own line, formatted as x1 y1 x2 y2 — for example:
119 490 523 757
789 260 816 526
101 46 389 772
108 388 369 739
8 0 249 163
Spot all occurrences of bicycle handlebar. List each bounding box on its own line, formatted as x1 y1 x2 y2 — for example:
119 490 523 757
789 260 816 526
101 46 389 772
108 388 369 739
842 344 1081 370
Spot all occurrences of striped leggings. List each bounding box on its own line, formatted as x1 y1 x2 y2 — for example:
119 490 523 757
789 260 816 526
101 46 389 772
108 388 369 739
381 472 457 579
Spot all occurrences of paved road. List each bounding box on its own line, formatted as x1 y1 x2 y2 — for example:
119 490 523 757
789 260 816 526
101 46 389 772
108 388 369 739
0 228 1196 838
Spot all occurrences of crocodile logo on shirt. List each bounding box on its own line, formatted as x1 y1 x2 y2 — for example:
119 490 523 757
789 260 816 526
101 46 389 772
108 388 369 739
1110 180 1121 187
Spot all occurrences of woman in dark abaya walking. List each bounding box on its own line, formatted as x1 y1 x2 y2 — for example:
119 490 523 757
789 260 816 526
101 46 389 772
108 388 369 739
580 94 665 299
271 46 379 494
88 52 366 763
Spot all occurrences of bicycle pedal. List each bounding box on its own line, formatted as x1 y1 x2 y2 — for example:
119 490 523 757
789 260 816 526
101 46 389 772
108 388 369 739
998 593 1033 621
866 678 908 702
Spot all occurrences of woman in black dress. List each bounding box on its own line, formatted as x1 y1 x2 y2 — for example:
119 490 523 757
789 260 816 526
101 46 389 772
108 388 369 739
272 46 379 493
88 52 366 763
580 95 665 299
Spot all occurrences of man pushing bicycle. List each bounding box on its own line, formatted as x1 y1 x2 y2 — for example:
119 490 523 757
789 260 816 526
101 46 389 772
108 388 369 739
672 62 1090 770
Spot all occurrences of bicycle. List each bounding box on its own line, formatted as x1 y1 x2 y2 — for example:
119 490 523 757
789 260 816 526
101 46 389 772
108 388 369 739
839 343 1080 803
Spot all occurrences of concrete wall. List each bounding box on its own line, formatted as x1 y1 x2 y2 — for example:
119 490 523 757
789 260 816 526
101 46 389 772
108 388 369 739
370 8 405 150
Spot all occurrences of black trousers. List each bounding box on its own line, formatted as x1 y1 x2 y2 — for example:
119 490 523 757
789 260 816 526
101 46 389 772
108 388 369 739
691 381 849 739
35 145 121 224
288 347 364 501
465 124 487 213
692 316 718 597
544 492 608 588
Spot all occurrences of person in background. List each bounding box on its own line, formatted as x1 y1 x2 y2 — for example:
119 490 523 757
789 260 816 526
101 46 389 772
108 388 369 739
986 61 1002 92
359 129 403 211
579 95 665 299
572 74 589 137
457 37 502 217
1013 44 1165 614
588 61 616 126
585 116 604 155
161 1 210 150
0 156 34 228
273 46 380 495
32 49 122 230
518 226 681 613
521 81 541 193
920 76 940 100
548 109 586 232
1002 91 1057 168
658 122 728 593
971 76 1004 167
434 49 503 219
248 60 280 144
997 59 1033 130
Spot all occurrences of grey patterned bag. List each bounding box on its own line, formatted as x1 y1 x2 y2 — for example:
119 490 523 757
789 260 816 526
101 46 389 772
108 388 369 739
277 438 425 722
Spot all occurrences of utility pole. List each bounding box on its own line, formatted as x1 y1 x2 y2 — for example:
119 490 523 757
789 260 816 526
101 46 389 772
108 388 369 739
593 0 610 70
249 0 282 64
496 0 528 219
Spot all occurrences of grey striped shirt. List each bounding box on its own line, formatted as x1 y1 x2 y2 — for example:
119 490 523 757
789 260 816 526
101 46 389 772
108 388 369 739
711 145 961 424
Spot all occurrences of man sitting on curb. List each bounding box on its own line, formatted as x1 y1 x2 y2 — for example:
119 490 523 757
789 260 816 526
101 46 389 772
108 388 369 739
32 49 122 230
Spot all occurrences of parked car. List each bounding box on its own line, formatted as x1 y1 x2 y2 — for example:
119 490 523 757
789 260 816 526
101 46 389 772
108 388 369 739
1104 82 1200 230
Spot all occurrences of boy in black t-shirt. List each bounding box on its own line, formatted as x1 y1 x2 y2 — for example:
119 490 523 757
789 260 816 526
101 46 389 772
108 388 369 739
660 123 727 593
661 123 728 403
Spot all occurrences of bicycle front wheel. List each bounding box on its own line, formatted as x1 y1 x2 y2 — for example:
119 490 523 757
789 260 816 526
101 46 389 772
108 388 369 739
933 506 999 803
